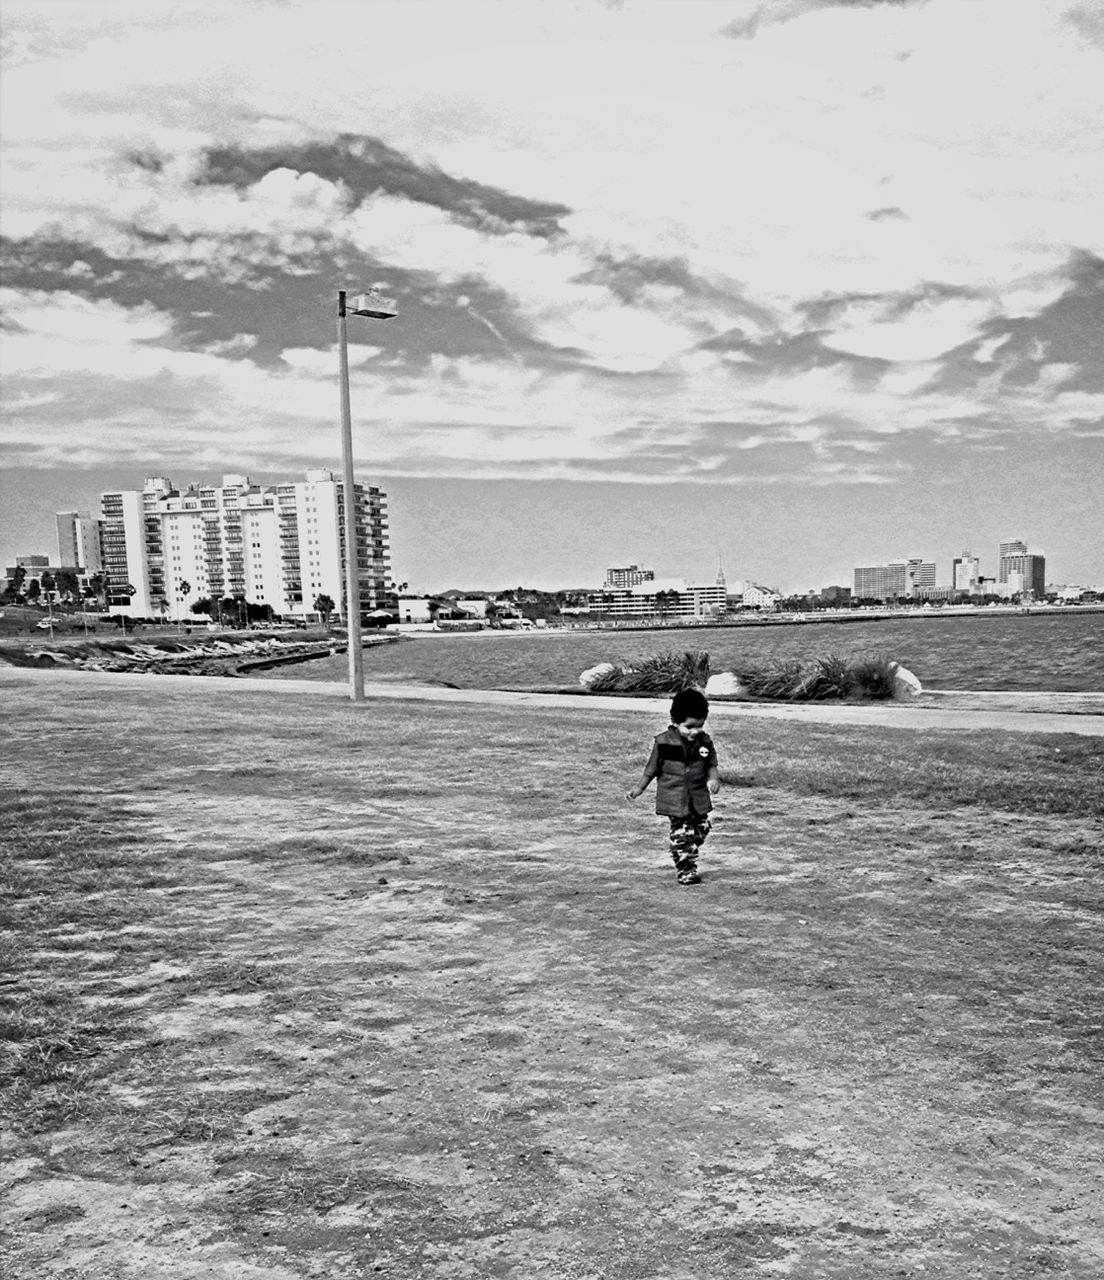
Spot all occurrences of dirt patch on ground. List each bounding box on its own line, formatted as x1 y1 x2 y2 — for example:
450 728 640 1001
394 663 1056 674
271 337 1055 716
2 675 1102 1278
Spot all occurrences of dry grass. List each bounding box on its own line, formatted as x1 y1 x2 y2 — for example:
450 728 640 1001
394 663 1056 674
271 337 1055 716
721 722 1104 817
2 674 1103 1279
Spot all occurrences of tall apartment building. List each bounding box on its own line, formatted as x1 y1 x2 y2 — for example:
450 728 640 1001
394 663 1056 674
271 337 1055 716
998 539 1045 598
605 564 654 590
853 558 936 601
55 512 103 574
98 470 390 620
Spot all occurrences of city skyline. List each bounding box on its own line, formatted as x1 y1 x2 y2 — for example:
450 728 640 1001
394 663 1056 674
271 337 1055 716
2 1 1102 591
3 468 1086 598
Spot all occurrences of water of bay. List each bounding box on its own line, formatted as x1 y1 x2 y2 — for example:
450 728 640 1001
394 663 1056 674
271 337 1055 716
279 610 1104 693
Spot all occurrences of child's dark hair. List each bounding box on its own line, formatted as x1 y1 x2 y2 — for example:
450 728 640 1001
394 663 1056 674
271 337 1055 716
670 687 709 723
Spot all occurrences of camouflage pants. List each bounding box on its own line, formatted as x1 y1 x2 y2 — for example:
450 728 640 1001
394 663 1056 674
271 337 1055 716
668 811 711 872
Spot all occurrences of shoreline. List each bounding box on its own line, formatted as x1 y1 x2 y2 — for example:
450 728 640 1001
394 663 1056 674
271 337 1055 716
392 602 1104 637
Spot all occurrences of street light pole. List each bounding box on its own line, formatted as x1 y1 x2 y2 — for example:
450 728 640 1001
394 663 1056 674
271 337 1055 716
337 289 364 702
336 286 397 704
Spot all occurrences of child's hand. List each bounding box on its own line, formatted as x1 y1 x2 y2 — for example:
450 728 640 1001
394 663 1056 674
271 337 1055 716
626 787 643 801
708 777 721 795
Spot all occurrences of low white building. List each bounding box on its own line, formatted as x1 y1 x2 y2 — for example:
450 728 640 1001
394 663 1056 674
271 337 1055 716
396 597 434 624
588 570 728 619
742 584 782 610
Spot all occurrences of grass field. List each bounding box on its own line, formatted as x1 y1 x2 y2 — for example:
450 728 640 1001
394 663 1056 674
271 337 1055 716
2 673 1102 1279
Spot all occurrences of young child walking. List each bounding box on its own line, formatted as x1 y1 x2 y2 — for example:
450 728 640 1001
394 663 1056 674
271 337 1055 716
626 688 721 886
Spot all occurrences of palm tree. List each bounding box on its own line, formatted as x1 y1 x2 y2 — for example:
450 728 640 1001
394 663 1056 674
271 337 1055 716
121 584 137 633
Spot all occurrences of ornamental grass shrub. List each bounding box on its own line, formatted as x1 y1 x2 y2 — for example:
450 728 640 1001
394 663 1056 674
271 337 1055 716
730 653 902 701
586 649 903 701
586 649 711 694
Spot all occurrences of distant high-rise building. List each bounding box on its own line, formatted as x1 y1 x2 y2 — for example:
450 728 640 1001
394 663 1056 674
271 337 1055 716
56 511 103 574
998 539 1045 598
98 470 390 619
605 563 654 590
905 558 936 594
853 558 935 601
952 550 980 594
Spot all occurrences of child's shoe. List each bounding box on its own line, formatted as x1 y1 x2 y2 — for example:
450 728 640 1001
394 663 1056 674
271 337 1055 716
676 866 702 886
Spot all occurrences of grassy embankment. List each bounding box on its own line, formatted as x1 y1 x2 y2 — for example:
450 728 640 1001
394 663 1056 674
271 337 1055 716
2 674 1102 1279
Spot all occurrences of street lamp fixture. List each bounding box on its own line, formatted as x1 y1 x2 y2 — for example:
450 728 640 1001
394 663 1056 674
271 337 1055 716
337 287 397 703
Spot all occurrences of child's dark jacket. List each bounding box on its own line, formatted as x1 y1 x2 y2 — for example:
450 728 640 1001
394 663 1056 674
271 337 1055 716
642 726 718 817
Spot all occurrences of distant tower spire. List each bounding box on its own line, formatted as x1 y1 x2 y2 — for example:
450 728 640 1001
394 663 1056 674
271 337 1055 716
716 553 726 588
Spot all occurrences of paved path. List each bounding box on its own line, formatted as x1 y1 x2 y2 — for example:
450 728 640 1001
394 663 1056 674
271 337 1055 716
4 663 1103 735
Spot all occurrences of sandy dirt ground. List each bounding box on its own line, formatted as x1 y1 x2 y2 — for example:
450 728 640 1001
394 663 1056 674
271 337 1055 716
2 670 1103 1279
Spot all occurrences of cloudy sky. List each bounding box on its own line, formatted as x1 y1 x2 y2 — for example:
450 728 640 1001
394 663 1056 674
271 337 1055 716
1 0 1102 592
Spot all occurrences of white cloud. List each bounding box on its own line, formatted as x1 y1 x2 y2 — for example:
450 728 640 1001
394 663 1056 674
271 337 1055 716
281 345 381 376
1 0 1101 486
826 295 995 363
973 335 1010 365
